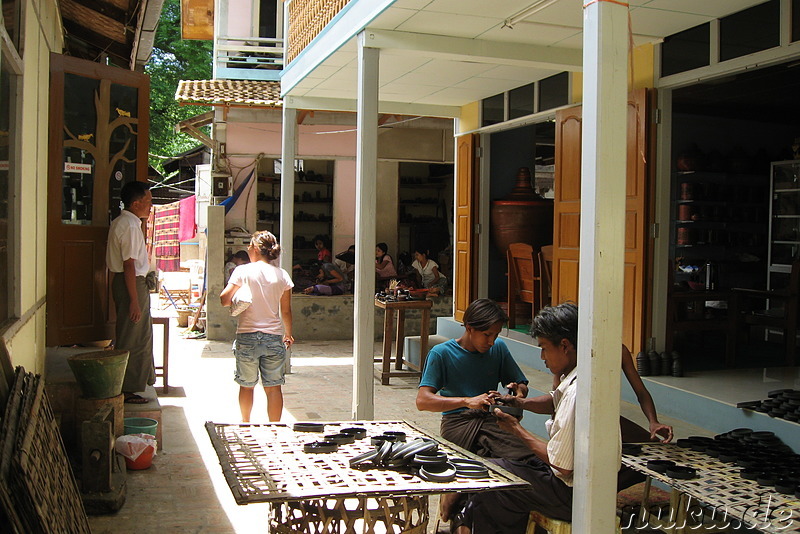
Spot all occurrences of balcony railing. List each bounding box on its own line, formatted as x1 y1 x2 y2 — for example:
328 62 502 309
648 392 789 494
286 0 351 64
215 37 284 81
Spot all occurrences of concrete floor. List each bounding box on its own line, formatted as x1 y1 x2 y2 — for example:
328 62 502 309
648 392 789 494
87 329 444 534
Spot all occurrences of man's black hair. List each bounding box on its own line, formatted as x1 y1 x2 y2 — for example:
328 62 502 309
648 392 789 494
121 181 150 208
462 298 508 331
531 302 578 348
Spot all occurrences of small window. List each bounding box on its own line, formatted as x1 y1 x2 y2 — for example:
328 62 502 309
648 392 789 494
661 23 710 77
720 0 780 61
481 93 504 127
537 72 568 112
509 83 535 120
259 0 278 38
793 0 800 43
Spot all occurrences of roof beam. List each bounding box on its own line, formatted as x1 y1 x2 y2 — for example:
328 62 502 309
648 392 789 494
364 29 583 71
284 95 460 119
61 0 129 44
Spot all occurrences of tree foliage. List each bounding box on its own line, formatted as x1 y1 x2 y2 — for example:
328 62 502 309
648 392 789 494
146 0 212 174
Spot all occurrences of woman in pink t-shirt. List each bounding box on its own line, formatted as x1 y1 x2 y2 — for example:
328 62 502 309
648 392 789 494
220 231 294 422
375 243 398 288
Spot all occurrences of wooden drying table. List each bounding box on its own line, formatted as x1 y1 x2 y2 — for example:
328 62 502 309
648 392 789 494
622 443 800 533
205 420 528 533
374 298 432 385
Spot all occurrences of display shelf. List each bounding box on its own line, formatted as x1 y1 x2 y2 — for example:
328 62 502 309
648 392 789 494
256 157 335 248
768 160 800 295
671 169 769 295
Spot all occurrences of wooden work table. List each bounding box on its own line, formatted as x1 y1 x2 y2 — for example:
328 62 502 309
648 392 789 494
205 420 527 533
622 443 800 532
374 297 433 385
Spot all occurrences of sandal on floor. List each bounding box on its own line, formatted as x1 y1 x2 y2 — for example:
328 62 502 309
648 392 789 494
450 502 469 533
124 393 148 404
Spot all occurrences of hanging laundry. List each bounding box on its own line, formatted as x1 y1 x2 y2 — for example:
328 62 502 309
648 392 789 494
179 195 197 242
153 201 181 272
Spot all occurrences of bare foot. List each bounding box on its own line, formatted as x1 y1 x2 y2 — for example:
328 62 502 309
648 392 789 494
439 492 462 523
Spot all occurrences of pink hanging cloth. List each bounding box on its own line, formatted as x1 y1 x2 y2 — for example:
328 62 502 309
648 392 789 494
179 195 197 242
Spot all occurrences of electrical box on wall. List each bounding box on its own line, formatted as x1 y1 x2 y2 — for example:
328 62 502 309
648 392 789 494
212 173 231 197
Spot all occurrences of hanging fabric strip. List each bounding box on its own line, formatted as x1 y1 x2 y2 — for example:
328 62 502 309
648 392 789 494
153 201 181 272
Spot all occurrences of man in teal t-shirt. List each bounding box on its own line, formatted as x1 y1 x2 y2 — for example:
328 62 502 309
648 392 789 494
416 299 534 461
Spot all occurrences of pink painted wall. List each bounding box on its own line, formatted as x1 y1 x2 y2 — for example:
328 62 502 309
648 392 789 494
224 122 359 240
224 0 253 37
226 123 358 158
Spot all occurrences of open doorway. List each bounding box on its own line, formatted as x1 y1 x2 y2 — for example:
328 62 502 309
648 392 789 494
486 120 556 328
668 60 800 369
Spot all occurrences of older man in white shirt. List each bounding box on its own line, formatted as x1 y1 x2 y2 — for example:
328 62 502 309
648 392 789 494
106 180 154 404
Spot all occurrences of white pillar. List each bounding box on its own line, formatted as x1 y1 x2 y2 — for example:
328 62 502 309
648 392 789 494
280 106 297 274
281 106 297 374
353 31 379 420
573 1 628 532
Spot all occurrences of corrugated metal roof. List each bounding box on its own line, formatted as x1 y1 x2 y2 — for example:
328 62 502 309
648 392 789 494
175 80 282 107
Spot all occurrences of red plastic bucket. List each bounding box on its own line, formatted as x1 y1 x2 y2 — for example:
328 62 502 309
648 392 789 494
124 443 155 470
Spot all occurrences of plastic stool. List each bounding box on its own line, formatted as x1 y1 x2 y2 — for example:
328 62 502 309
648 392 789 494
526 510 572 534
526 510 622 534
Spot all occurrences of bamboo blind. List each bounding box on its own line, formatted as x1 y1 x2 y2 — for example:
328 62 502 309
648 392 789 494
287 0 352 64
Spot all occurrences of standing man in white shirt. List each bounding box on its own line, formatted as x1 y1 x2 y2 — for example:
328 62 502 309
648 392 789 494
106 181 155 404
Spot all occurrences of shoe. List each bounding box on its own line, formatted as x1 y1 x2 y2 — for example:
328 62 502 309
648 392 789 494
124 393 148 404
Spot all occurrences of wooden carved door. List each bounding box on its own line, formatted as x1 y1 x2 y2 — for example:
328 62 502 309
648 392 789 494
552 89 651 353
454 134 478 322
47 54 150 346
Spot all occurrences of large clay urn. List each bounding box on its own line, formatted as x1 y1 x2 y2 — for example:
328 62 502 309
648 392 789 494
491 167 554 254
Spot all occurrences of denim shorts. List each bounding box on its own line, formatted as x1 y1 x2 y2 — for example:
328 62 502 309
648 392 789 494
232 332 286 387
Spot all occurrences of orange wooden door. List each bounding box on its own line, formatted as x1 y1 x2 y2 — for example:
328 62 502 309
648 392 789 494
454 134 478 322
47 54 150 346
552 90 650 353
553 106 583 305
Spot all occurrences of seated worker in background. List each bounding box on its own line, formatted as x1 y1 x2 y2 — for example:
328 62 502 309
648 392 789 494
416 299 534 462
334 244 355 292
446 302 621 533
412 247 447 295
551 345 673 443
303 261 346 295
224 250 250 284
292 236 332 288
375 242 398 288
314 235 332 264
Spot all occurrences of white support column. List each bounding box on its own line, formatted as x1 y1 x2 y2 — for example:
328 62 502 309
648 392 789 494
353 31 379 420
573 1 628 533
280 106 297 274
280 106 297 374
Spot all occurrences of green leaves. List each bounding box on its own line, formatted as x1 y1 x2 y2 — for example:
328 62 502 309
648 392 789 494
146 0 213 173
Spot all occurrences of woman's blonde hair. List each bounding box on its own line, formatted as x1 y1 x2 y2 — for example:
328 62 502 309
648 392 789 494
251 231 281 261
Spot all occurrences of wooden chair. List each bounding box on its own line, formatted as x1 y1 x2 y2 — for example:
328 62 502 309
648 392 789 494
507 243 541 328
727 259 800 366
539 245 553 309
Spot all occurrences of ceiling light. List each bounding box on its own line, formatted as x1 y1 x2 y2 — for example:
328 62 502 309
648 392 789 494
503 0 560 29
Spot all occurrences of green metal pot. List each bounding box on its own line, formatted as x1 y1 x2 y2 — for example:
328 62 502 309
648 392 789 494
67 349 129 399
